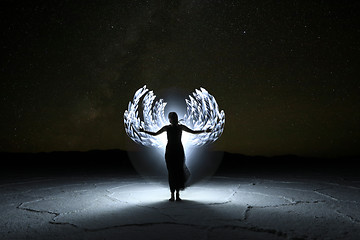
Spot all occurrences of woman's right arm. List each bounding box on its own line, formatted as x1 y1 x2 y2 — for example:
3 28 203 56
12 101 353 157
140 126 167 136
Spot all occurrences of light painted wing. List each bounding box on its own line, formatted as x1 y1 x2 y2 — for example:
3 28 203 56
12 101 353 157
124 85 168 148
124 86 225 149
183 87 225 147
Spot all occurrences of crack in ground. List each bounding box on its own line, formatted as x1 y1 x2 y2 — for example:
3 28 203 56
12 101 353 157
48 219 290 239
256 199 326 209
200 184 243 206
134 204 178 221
336 210 360 225
314 188 360 204
240 200 326 222
313 189 339 201
17 201 60 218
54 221 208 232
208 224 288 239
243 205 253 221
49 220 80 229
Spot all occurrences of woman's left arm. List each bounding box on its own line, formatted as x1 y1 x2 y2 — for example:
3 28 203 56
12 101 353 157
181 125 211 134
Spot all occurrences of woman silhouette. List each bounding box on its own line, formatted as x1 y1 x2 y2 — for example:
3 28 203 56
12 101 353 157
140 112 211 201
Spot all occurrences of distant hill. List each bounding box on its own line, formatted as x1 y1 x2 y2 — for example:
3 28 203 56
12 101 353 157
0 149 134 178
1 149 358 179
218 151 359 177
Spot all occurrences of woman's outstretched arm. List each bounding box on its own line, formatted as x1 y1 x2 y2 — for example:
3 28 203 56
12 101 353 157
181 125 212 134
139 126 167 136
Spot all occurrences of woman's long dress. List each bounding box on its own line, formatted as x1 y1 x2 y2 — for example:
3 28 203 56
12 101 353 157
165 125 190 191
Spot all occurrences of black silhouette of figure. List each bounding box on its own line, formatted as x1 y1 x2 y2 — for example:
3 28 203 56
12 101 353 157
140 112 211 201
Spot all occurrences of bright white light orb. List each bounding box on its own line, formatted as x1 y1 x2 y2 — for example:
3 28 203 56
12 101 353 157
124 85 225 151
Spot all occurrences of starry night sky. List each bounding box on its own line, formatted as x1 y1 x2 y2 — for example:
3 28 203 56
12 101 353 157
1 0 359 157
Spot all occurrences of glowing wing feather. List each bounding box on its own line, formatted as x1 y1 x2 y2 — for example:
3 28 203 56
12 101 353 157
124 85 167 148
124 85 225 148
183 87 225 147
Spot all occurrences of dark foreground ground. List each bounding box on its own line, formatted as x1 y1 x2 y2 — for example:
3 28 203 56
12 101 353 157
0 150 359 239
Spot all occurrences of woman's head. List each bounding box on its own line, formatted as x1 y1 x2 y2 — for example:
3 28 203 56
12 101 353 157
168 112 178 125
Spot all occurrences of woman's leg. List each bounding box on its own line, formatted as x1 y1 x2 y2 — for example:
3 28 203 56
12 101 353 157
169 188 175 201
176 189 181 201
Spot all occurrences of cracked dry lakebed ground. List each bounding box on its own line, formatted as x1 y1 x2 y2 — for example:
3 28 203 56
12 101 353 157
1 173 359 240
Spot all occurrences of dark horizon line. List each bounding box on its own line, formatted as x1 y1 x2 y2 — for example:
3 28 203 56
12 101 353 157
1 148 359 160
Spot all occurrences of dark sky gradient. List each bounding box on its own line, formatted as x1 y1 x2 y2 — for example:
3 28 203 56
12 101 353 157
1 1 359 157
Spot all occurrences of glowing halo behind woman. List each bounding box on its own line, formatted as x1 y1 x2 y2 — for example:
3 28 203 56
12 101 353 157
124 85 225 183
